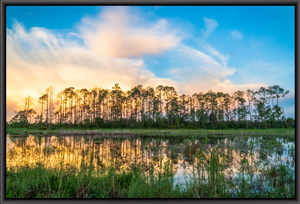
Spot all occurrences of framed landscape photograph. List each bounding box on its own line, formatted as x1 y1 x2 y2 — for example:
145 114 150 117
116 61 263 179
1 0 298 202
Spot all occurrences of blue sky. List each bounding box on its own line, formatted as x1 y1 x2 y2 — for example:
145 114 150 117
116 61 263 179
6 5 295 119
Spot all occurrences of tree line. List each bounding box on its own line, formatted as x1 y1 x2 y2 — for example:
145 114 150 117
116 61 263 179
8 83 294 130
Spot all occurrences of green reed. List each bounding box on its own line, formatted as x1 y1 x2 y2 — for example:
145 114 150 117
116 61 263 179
6 134 295 198
181 140 295 198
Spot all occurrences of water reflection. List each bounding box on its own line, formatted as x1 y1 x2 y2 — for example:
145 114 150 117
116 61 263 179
6 134 295 184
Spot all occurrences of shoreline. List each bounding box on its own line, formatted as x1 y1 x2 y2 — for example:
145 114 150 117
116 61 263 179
6 128 295 136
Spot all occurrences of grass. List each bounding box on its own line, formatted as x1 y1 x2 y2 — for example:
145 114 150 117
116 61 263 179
6 160 182 198
6 134 295 198
6 127 295 136
6 151 295 199
185 145 295 198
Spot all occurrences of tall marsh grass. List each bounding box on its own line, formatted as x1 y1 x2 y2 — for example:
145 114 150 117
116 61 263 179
6 150 295 198
6 134 295 198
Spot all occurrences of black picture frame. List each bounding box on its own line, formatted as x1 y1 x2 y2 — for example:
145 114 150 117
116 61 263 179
1 0 299 203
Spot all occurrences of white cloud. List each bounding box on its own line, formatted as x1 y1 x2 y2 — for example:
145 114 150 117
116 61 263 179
168 45 267 95
6 8 278 121
202 17 219 38
6 21 177 120
67 32 79 37
205 43 229 67
231 30 243 40
78 7 182 58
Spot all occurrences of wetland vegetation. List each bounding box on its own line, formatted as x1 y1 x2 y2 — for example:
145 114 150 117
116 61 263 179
6 83 295 198
6 132 295 198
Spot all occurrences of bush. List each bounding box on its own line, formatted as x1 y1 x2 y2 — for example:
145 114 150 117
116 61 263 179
102 122 112 129
161 124 168 129
206 123 215 129
169 125 177 129
38 126 47 130
186 125 194 130
228 121 237 129
217 123 228 130
238 123 246 129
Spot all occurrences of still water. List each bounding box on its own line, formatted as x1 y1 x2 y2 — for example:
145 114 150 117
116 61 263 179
6 134 295 187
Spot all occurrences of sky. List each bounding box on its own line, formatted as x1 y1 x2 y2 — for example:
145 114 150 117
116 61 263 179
6 5 295 120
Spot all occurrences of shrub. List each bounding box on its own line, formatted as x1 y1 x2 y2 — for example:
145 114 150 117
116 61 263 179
228 121 237 129
217 123 228 130
186 125 194 130
161 124 168 129
38 126 47 130
168 125 177 129
206 123 215 129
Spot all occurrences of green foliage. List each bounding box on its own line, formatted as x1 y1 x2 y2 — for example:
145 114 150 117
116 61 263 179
83 119 92 129
175 118 180 128
206 123 215 129
186 125 194 130
179 123 185 129
216 122 228 130
168 125 178 129
6 143 295 199
8 84 292 131
227 121 237 129
38 126 47 130
6 160 182 198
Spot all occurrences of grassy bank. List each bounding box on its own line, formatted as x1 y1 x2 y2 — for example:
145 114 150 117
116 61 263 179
6 127 295 136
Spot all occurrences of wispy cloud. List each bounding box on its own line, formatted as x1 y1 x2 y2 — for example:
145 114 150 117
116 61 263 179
6 21 177 119
202 17 218 38
67 32 79 37
7 6 291 120
231 30 243 40
168 45 267 95
205 43 229 67
250 61 273 70
78 7 182 58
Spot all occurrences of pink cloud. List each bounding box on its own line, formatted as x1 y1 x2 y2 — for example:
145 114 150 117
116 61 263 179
78 7 182 58
6 21 178 121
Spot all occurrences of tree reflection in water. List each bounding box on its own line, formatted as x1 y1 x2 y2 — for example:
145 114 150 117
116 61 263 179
6 134 295 186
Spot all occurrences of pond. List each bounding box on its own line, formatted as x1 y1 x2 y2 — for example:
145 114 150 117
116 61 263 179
6 133 295 198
